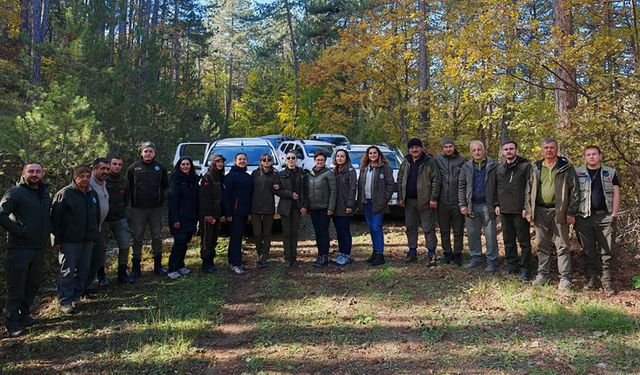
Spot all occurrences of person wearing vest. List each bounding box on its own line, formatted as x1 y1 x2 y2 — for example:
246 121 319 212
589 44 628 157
86 158 111 291
458 140 499 273
397 138 441 266
527 138 579 292
0 162 52 337
127 141 169 277
435 137 466 266
574 146 620 296
495 141 534 281
251 153 281 268
103 155 134 283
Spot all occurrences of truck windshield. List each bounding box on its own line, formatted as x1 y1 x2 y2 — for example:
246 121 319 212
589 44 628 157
208 146 275 167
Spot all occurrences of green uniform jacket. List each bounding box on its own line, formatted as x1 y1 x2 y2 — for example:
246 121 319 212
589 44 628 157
251 167 281 215
276 166 308 215
397 152 441 211
332 164 357 217
496 156 534 215
105 172 129 221
528 157 579 223
0 178 52 249
51 183 101 245
306 167 337 211
357 162 396 215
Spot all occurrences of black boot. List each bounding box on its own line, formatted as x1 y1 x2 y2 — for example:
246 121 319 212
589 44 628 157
117 265 131 284
97 266 109 287
370 253 386 267
452 253 463 267
366 251 376 264
312 255 328 268
130 258 142 283
202 258 217 273
441 253 452 265
5 319 26 337
153 255 167 276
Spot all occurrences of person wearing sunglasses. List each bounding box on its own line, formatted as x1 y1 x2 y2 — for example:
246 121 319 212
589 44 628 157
307 151 337 268
224 153 253 275
276 151 308 267
357 145 396 266
331 149 357 266
199 154 225 273
251 153 281 268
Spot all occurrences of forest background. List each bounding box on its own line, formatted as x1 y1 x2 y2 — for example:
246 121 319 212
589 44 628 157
0 0 639 240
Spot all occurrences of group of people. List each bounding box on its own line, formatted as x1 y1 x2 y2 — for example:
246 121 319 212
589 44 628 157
0 137 620 338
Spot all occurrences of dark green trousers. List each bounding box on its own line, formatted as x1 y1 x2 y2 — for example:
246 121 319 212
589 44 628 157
4 248 45 320
575 213 615 285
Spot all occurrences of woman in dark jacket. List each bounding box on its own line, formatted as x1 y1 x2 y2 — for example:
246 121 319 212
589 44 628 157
167 157 200 279
199 154 225 273
307 151 337 268
276 151 308 267
224 153 253 275
357 146 396 266
251 153 280 268
331 149 357 266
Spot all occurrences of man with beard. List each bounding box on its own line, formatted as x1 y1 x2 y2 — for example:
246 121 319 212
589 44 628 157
86 158 111 290
0 162 52 337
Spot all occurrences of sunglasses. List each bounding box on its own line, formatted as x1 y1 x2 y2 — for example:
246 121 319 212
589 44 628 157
262 158 272 162
286 156 296 160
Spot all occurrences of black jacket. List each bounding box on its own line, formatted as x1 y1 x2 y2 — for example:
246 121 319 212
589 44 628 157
435 150 465 205
223 166 253 217
51 183 101 245
105 172 129 221
497 156 531 214
127 159 169 208
332 164 357 216
168 171 200 235
276 166 308 216
251 167 280 215
199 169 223 220
0 178 52 249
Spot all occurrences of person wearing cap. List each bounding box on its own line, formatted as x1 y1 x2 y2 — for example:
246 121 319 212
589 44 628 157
85 157 111 291
397 138 441 266
127 141 169 276
51 166 101 314
495 141 534 281
251 153 281 268
575 146 619 296
0 162 52 337
435 137 466 266
199 154 225 273
458 140 499 273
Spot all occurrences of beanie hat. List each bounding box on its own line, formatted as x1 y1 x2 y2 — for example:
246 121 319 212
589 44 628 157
407 138 423 149
440 137 455 147
73 165 92 178
139 141 156 152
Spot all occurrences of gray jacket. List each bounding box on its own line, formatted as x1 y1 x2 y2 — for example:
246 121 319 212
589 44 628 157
306 167 337 211
458 157 498 218
357 162 396 215
435 150 465 205
332 164 357 216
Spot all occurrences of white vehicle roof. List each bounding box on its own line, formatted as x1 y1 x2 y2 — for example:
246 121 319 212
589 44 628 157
214 137 272 146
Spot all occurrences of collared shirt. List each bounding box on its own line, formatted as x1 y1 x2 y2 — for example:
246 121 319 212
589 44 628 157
539 163 557 205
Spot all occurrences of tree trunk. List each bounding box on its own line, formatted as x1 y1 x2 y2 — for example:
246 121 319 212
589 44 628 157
552 0 577 128
284 0 299 130
417 0 430 137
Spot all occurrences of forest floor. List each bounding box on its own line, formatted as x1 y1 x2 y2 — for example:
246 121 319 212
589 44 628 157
2 217 640 374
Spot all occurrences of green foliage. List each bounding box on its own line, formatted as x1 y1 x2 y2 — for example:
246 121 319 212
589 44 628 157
633 276 640 290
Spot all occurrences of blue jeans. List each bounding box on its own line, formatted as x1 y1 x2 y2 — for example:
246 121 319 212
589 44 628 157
228 216 247 267
465 203 498 263
364 200 385 254
332 215 352 255
169 231 194 272
58 242 94 305
310 209 331 256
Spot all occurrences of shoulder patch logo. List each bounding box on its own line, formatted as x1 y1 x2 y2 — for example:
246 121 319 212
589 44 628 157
155 166 160 171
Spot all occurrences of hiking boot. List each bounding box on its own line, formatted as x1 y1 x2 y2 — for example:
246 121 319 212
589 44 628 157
518 270 529 282
452 253 463 267
441 253 452 265
426 254 437 268
5 319 26 337
117 265 132 284
202 262 217 273
153 256 167 276
178 267 191 276
167 271 181 279
583 277 598 291
532 274 549 286
97 267 109 287
465 258 483 269
366 251 376 264
558 278 573 292
370 253 386 267
403 254 417 263
59 304 74 315
312 255 329 268
484 262 497 274
602 282 615 297
230 265 247 275
130 258 142 283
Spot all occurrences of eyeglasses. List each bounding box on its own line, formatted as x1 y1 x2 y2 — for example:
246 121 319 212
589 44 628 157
286 156 296 160
214 159 224 163
261 158 272 162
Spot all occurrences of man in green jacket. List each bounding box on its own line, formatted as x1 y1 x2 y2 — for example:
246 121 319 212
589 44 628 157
575 146 620 296
528 138 579 291
397 138 441 266
0 162 52 337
